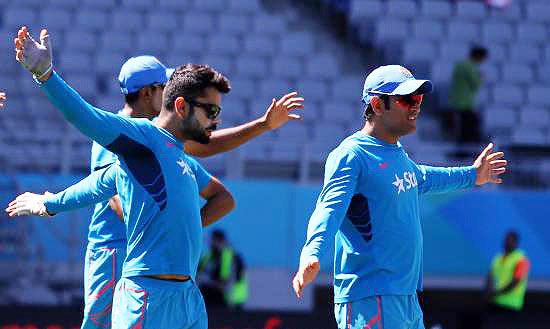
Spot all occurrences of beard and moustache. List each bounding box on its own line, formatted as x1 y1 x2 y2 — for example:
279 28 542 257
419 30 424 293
180 107 217 144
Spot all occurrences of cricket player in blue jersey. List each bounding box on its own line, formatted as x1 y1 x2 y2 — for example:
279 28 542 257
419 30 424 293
14 26 285 329
13 26 303 329
292 65 507 329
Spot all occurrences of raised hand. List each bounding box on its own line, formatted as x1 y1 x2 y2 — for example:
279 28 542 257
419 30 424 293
0 92 5 108
5 192 53 217
473 143 507 185
292 257 320 299
262 91 305 130
14 26 53 80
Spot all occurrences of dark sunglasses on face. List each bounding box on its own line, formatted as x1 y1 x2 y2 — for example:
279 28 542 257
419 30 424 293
187 99 222 120
394 94 423 108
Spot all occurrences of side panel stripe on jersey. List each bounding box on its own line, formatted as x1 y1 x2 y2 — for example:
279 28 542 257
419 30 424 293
107 134 167 210
346 194 373 243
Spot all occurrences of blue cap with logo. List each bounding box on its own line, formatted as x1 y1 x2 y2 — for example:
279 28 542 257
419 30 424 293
118 55 175 94
362 65 433 104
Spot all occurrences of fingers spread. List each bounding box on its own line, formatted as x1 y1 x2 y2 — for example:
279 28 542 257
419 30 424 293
486 152 505 161
489 160 507 168
491 168 506 175
288 114 301 120
286 102 305 110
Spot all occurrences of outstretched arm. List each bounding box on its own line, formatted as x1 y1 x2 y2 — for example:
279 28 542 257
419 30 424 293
293 147 361 298
416 143 507 194
184 92 304 157
6 165 118 217
14 26 146 149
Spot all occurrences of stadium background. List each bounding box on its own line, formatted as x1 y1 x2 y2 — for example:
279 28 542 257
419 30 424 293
1 0 550 328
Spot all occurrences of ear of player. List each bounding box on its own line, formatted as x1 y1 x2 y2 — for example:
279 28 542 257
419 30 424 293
14 26 53 80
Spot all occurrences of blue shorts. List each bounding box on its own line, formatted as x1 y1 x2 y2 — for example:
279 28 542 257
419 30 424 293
112 276 207 329
335 294 425 329
81 245 125 329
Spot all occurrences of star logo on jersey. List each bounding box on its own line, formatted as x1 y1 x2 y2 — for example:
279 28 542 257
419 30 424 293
392 171 418 195
176 158 194 177
392 174 405 194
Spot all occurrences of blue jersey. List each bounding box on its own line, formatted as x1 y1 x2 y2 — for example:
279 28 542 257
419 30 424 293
89 142 126 248
300 132 476 303
44 164 119 214
40 72 213 279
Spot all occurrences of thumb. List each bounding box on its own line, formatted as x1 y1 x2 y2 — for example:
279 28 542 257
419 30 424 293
480 142 494 158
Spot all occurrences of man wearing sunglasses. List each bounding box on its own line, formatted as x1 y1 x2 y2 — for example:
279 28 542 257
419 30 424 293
13 26 303 329
6 51 302 328
293 65 507 328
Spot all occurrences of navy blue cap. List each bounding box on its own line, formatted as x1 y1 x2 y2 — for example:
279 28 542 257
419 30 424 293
118 55 175 94
362 65 433 104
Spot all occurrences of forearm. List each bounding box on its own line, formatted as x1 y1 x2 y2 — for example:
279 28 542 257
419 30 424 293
44 183 115 214
43 166 117 214
38 72 119 146
200 193 235 227
185 118 270 157
108 195 124 221
418 165 477 194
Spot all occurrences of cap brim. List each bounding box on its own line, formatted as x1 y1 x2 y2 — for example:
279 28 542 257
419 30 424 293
392 79 433 95
166 68 175 81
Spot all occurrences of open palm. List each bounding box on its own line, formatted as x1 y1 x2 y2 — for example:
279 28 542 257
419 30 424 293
473 143 507 185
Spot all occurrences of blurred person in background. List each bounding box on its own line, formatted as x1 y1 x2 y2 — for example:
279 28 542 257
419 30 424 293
199 229 248 311
485 230 530 314
448 46 488 144
292 65 507 329
0 91 5 108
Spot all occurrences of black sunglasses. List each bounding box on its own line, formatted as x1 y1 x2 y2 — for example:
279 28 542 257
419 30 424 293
187 99 222 120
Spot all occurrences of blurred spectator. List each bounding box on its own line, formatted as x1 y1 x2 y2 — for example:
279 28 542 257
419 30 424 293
485 230 530 314
448 46 488 144
0 91 5 108
199 229 248 310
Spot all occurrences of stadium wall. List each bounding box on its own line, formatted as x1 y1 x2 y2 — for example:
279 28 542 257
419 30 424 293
2 174 550 278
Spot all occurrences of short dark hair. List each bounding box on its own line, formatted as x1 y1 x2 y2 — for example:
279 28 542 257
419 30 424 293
124 91 140 105
162 63 231 112
363 95 389 122
470 46 488 61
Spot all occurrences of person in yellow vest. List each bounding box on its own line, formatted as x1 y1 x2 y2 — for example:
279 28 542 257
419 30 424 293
485 230 530 313
199 229 248 310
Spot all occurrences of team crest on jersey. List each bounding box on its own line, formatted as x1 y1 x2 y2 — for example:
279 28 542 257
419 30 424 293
392 171 417 194
177 158 195 179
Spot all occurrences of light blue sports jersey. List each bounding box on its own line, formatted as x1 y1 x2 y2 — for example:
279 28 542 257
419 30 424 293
89 143 125 247
39 72 213 279
44 164 119 214
300 132 477 303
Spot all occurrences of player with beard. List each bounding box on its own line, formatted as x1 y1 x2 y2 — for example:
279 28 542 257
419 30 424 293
14 26 247 328
12 24 303 328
